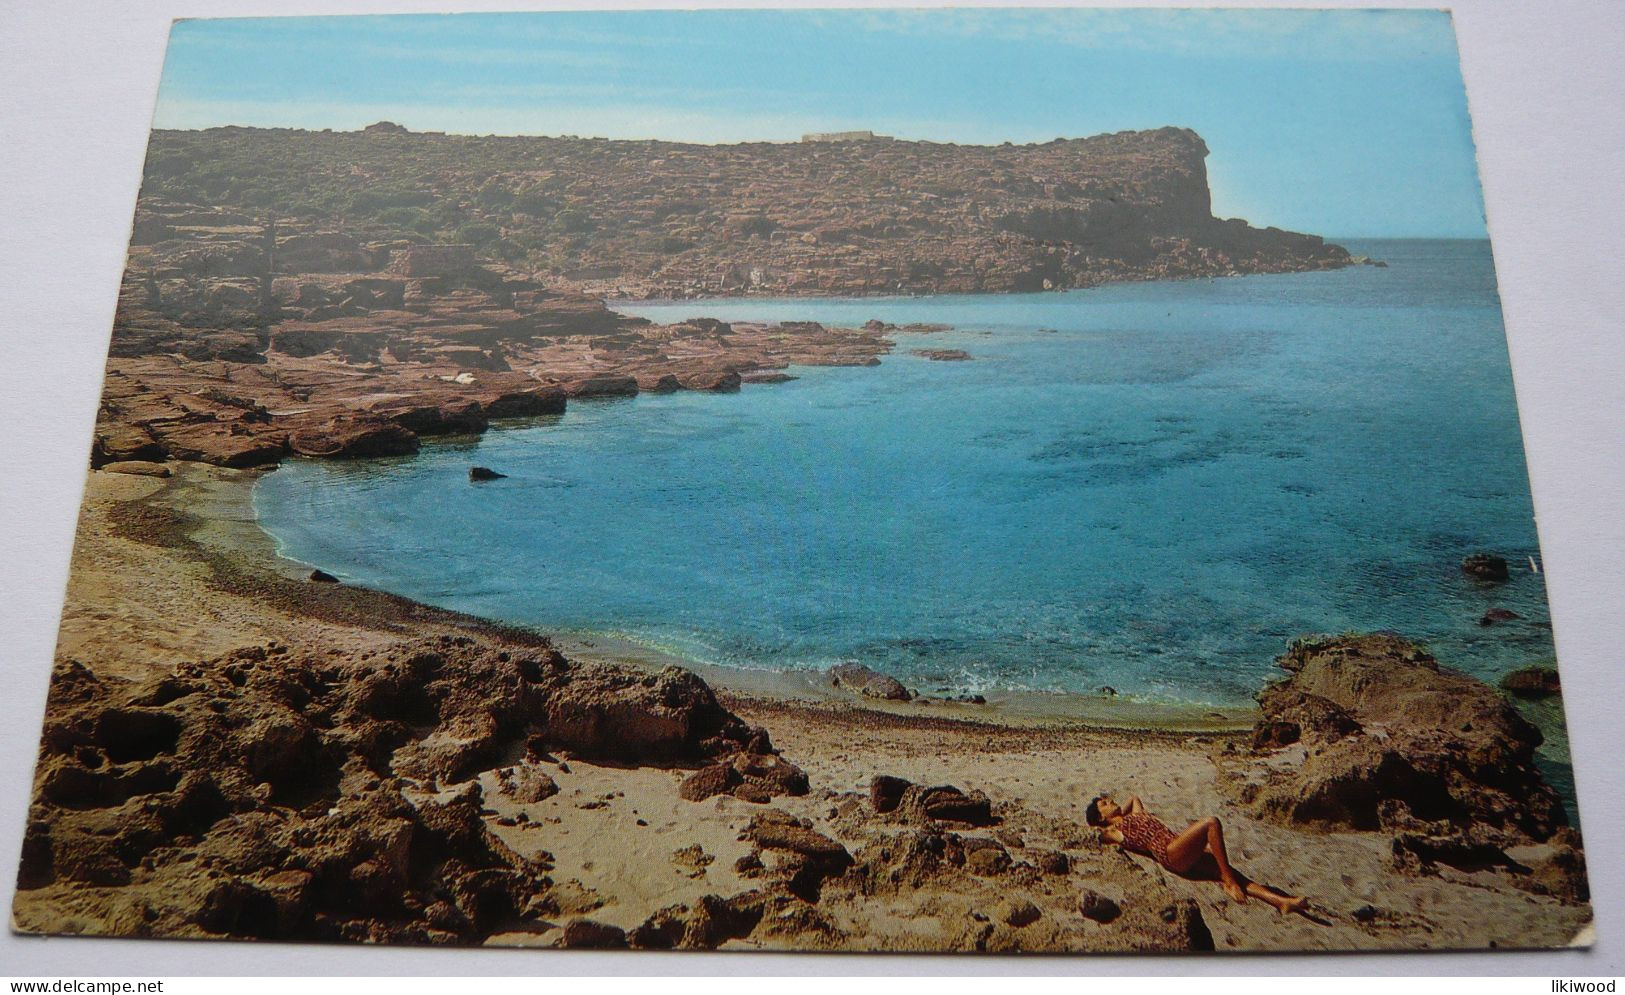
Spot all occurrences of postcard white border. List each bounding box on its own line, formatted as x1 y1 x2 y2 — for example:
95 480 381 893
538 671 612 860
2 0 1621 977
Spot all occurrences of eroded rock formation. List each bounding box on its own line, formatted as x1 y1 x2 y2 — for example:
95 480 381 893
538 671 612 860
16 635 778 943
1232 634 1578 893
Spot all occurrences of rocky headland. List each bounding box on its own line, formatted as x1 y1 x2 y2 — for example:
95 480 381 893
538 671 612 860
137 125 1355 300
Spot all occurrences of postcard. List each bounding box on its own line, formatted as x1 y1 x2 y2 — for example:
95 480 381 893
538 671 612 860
11 8 1590 953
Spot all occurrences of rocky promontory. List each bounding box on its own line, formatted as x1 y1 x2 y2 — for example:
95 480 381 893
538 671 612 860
137 125 1352 300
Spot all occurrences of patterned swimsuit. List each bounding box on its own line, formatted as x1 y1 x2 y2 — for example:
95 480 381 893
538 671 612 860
1116 812 1177 867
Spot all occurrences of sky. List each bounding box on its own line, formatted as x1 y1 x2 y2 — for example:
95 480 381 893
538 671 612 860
153 9 1487 238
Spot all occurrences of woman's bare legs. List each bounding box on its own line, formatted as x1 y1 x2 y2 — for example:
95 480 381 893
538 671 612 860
1164 817 1247 902
1246 880 1308 915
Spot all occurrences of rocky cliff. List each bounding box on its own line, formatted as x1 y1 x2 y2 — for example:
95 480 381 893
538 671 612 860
136 125 1352 298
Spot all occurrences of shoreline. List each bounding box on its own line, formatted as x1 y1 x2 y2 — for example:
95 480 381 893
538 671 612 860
227 457 1591 818
17 461 1592 951
239 457 1259 733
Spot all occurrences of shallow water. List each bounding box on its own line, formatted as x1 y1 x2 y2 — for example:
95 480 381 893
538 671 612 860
255 239 1556 706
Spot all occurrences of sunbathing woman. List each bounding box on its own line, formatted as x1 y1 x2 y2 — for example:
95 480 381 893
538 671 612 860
1085 793 1309 915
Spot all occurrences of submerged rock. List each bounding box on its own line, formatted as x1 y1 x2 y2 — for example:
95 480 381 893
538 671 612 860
1462 553 1510 583
468 466 506 482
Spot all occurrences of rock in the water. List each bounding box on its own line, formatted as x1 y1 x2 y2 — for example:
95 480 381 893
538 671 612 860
910 348 973 361
308 569 339 583
1499 665 1561 698
829 663 912 701
468 466 506 482
1479 608 1521 626
740 370 797 384
1462 553 1510 582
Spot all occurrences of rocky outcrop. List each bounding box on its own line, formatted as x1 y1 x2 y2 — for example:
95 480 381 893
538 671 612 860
870 777 998 828
1237 635 1568 855
678 751 809 804
98 123 1352 471
524 664 766 764
287 416 419 459
742 810 854 901
15 636 788 943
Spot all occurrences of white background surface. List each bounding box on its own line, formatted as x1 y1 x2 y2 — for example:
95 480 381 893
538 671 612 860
2 0 1621 978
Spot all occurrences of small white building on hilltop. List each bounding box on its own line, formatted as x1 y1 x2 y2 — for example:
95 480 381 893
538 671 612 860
800 130 891 143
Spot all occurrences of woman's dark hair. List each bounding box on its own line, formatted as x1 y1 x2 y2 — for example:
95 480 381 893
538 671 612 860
1084 795 1106 827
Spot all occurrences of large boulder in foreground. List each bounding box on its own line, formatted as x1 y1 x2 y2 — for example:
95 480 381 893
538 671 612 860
1239 634 1564 844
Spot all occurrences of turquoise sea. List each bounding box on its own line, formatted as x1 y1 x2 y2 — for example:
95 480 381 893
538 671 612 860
254 239 1556 706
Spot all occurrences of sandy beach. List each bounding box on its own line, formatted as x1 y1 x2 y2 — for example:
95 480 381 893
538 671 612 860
11 464 1592 953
